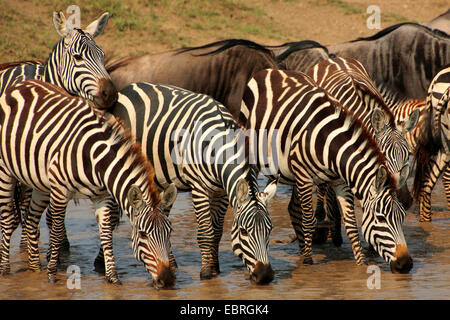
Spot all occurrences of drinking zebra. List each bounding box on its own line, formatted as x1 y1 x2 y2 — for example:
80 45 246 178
240 69 413 273
107 82 278 284
413 65 450 221
304 57 418 251
0 11 118 250
0 80 176 288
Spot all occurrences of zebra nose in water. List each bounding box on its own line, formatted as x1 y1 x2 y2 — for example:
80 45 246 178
94 78 118 110
390 244 413 274
154 264 176 289
251 262 274 285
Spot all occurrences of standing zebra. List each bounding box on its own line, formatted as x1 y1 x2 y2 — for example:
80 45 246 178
241 69 413 273
413 65 450 221
304 57 418 252
108 82 278 284
0 80 176 287
0 11 118 250
0 11 117 109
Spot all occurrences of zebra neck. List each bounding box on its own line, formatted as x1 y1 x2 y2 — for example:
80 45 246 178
43 42 64 88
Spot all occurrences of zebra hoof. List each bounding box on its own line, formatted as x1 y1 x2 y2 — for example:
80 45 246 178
0 267 10 276
302 256 314 265
419 217 431 222
48 274 57 283
200 268 213 280
106 276 122 285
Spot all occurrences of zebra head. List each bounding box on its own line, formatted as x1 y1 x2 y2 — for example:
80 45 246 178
48 11 118 110
128 184 177 289
231 176 278 284
361 165 413 274
371 108 420 210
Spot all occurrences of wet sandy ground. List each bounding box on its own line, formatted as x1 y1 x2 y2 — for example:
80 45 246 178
0 177 448 300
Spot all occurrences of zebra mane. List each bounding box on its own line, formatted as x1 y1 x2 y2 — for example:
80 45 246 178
351 22 450 42
269 40 331 63
176 38 275 58
101 113 161 207
0 59 43 73
328 95 398 191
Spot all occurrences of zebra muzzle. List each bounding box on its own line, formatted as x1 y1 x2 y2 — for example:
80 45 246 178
390 244 413 274
94 78 118 110
153 263 176 289
250 262 274 285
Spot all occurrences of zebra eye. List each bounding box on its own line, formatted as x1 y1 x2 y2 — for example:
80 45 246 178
376 214 387 223
73 54 83 61
240 228 248 237
138 231 147 237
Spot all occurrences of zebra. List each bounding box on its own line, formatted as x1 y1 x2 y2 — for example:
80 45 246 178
413 65 450 221
304 57 418 251
107 82 278 284
0 11 117 109
0 80 176 288
240 69 413 273
0 11 118 250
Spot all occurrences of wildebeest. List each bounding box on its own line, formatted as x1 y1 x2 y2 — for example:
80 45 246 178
423 8 450 34
266 40 332 72
107 39 278 120
327 22 450 100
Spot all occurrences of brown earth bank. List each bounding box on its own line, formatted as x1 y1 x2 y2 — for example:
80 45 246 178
1 0 448 62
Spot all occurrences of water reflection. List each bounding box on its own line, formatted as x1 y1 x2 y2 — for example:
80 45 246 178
0 178 448 299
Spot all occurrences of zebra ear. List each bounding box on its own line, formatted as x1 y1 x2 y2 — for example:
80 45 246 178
236 179 250 207
85 12 110 38
160 183 177 210
375 165 388 191
128 185 144 213
53 11 72 38
371 108 388 134
399 109 420 134
259 175 279 204
397 164 410 188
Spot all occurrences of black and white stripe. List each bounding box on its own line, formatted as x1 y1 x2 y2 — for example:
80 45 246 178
108 82 278 284
413 64 450 221
0 11 117 110
0 80 175 287
241 69 413 273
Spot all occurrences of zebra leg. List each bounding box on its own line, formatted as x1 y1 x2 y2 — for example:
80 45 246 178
19 186 32 252
94 202 121 274
294 181 316 265
46 206 70 253
442 166 450 210
333 183 367 265
209 195 229 276
46 198 69 283
287 188 304 253
192 188 215 280
25 191 50 271
0 173 18 275
417 150 448 221
313 184 329 244
94 199 121 284
324 185 343 247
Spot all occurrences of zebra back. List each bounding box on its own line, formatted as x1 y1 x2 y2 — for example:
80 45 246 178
0 80 173 285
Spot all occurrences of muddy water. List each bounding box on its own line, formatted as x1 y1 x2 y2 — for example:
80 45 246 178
0 177 449 300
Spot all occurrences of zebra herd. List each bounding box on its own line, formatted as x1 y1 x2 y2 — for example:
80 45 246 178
0 10 449 289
